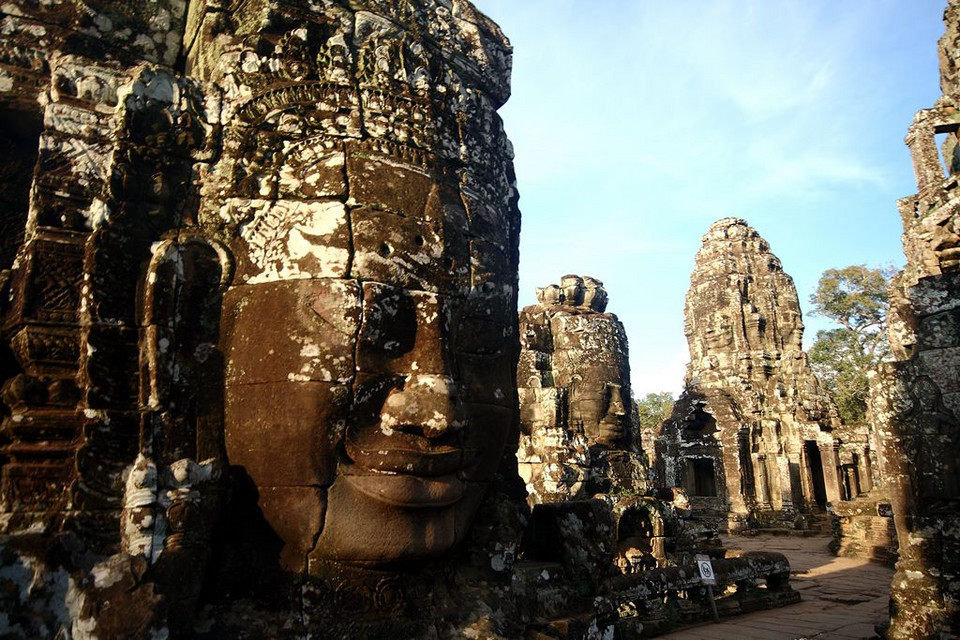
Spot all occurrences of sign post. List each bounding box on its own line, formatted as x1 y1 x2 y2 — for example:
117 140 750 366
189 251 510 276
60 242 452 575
695 554 720 623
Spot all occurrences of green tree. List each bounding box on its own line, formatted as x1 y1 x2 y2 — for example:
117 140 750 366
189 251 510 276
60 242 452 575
635 392 675 434
807 265 894 425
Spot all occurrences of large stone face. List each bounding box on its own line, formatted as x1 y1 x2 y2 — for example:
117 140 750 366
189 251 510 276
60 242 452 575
0 0 524 635
658 218 844 530
516 275 645 505
185 0 521 573
874 2 960 634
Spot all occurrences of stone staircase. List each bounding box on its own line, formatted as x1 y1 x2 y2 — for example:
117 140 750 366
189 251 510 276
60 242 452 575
740 510 834 537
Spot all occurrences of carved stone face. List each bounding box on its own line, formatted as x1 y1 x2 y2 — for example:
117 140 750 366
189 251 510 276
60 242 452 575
220 168 516 569
569 379 628 448
703 313 734 350
206 1 519 572
560 275 584 307
582 277 608 312
311 282 515 565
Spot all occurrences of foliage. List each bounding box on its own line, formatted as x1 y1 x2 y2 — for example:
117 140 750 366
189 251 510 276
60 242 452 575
808 329 874 425
635 392 675 434
807 265 894 425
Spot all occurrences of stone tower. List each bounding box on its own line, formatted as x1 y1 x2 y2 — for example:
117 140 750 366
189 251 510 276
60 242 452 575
658 218 843 530
516 275 645 504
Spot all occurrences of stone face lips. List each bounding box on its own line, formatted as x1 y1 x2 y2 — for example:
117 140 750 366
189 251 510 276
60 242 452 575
658 218 843 530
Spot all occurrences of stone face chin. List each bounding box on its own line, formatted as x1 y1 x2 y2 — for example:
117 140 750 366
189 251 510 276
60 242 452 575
310 469 475 565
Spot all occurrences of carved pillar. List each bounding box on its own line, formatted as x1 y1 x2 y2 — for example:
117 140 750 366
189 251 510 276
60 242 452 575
860 449 874 493
820 442 843 505
0 56 104 521
753 454 770 509
776 456 794 512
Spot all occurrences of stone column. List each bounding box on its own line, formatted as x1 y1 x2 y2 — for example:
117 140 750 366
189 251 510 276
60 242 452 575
753 454 770 508
777 456 794 512
820 442 843 505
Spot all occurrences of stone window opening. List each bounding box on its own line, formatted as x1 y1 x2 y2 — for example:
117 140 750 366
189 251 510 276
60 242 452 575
907 112 960 195
683 405 718 439
935 131 956 177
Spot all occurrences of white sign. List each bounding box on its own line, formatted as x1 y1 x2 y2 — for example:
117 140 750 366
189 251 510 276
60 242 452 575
696 554 717 586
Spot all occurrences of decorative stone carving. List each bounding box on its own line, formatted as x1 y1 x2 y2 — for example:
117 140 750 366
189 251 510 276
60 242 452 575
657 219 844 531
184 0 521 581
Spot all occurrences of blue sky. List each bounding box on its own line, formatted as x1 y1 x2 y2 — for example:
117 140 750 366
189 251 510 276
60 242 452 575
471 0 948 397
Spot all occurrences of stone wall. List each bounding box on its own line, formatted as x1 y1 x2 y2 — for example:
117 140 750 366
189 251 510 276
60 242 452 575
873 1 960 633
830 496 897 566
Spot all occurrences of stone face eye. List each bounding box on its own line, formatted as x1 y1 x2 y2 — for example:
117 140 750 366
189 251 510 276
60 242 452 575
358 286 417 358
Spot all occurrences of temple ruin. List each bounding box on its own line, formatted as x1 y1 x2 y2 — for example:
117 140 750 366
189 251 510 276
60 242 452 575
516 276 716 575
657 218 860 532
0 1 800 637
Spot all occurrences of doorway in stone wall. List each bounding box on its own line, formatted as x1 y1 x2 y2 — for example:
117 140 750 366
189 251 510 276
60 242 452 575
683 457 718 497
804 440 828 508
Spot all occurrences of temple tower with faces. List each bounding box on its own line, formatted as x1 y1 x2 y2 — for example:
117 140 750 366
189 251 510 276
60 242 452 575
657 218 845 531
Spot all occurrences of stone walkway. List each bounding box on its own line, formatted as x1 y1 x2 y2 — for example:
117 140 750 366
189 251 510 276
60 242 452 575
660 535 893 640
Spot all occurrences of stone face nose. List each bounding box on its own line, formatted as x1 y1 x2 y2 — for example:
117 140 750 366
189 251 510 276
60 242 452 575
606 385 626 416
380 374 464 438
